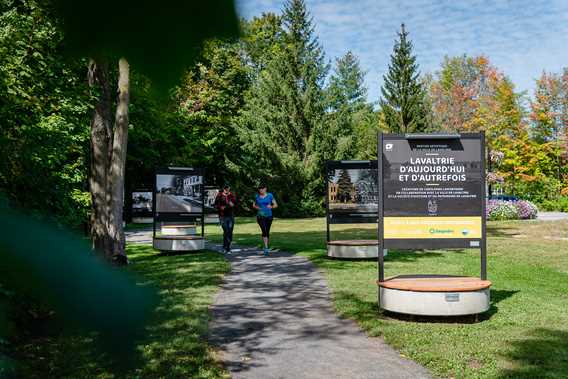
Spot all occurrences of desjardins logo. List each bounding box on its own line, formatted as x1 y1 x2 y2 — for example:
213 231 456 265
429 228 453 234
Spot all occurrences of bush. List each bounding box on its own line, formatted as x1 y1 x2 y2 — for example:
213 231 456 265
514 200 538 219
487 199 539 220
487 200 519 220
538 196 568 212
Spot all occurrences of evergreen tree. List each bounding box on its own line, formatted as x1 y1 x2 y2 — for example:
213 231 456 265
236 0 328 215
336 170 353 202
327 51 367 112
380 24 428 133
325 51 372 160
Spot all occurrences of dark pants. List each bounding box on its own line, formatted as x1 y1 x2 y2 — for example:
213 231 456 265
220 216 235 251
257 216 273 238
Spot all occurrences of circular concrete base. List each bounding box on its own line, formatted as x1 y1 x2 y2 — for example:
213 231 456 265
378 275 491 316
160 225 196 236
153 236 205 251
205 214 220 224
132 217 153 224
327 240 387 259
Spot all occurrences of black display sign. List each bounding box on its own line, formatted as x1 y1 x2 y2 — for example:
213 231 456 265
132 190 153 218
377 133 487 281
153 167 205 222
326 160 378 225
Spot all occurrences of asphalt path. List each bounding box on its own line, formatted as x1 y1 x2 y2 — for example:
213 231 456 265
208 244 430 379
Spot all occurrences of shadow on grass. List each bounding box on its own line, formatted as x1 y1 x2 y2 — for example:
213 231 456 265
486 224 523 238
218 228 466 266
498 328 568 378
10 245 229 378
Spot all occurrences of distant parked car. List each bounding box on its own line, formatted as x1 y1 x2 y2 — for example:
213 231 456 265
489 194 519 202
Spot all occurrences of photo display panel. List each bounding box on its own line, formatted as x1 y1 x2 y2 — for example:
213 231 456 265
154 167 204 221
204 186 219 214
132 190 153 217
380 133 484 249
327 160 378 224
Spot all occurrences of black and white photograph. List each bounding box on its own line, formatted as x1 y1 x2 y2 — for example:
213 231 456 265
328 168 378 213
155 174 203 214
132 191 153 217
204 186 220 213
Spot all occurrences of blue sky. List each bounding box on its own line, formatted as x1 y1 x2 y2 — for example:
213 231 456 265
236 0 568 103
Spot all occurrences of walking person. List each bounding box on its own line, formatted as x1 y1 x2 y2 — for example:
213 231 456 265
253 184 277 256
215 184 237 254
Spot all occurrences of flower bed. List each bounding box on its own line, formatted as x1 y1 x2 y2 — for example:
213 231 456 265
486 199 538 220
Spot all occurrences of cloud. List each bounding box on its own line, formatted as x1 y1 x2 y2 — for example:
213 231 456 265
237 0 568 102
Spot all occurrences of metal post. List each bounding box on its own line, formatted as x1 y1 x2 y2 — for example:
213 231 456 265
201 168 205 239
152 170 157 240
480 132 487 280
377 134 385 283
325 162 331 243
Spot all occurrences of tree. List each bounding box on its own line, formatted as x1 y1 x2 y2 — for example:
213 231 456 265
174 38 251 186
336 170 353 203
529 69 568 194
0 0 92 228
236 0 329 215
429 55 528 195
327 51 367 112
54 0 239 261
380 24 428 133
323 51 373 160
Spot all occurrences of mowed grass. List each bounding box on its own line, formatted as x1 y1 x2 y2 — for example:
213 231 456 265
206 218 568 378
11 245 230 378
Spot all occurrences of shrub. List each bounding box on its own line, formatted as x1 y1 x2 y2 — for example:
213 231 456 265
538 196 568 212
487 200 519 220
514 200 538 219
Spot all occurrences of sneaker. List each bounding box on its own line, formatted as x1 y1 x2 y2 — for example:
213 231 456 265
225 249 232 255
263 248 269 256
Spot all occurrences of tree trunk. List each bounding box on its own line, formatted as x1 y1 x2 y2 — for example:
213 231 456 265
88 58 130 264
88 58 113 255
108 58 130 262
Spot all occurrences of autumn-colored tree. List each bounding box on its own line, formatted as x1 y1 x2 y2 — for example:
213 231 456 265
529 69 568 194
430 55 528 195
530 70 568 144
430 55 524 139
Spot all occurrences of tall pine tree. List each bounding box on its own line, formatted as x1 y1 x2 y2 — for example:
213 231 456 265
327 51 367 112
236 0 328 215
380 24 428 133
324 51 372 160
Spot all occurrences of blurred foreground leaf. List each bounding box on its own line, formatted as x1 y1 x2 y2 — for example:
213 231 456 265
54 0 240 92
0 204 157 368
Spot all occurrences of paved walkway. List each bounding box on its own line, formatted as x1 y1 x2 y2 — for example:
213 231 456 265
537 211 568 221
208 243 430 379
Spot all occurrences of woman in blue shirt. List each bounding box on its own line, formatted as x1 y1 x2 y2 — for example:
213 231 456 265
253 184 278 255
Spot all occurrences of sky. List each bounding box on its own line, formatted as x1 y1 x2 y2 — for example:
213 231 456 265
236 0 568 103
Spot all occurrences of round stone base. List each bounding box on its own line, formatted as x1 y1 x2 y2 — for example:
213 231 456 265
132 217 153 224
153 236 205 251
205 214 220 224
327 240 387 259
378 275 491 316
160 225 196 236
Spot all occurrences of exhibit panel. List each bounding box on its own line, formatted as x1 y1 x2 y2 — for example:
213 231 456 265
377 133 490 316
153 167 206 252
204 186 220 224
325 160 383 258
131 189 153 223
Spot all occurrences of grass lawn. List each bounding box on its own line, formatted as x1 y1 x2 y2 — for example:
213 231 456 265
9 244 229 378
206 217 568 378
